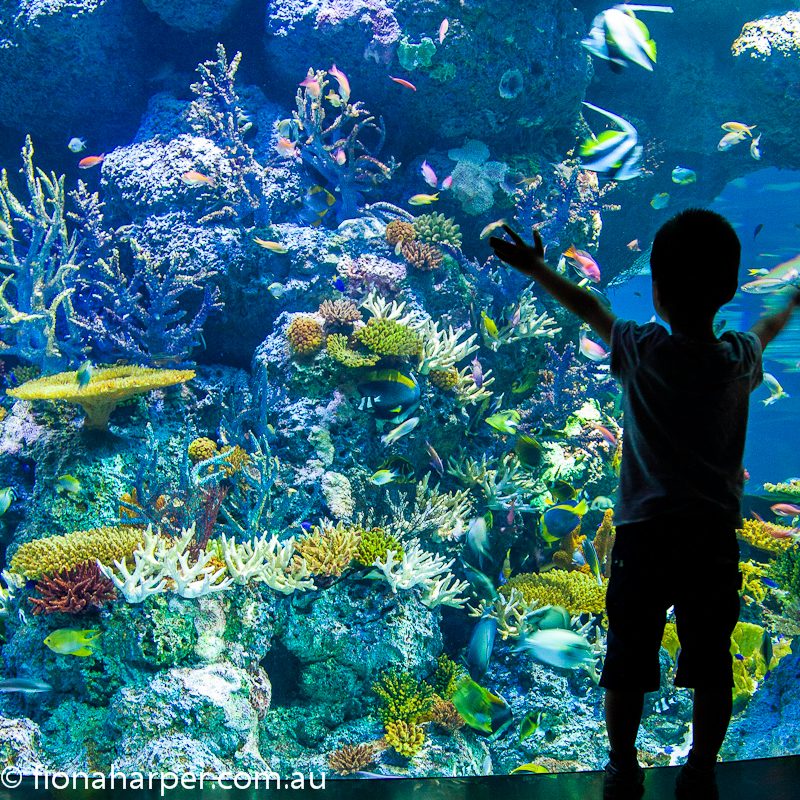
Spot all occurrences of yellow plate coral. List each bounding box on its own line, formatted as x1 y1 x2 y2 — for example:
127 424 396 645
7 365 195 430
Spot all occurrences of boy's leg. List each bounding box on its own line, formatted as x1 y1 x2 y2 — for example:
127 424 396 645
689 685 733 768
605 688 645 767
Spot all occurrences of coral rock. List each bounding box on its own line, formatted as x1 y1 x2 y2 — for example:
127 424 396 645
188 437 219 463
286 316 325 355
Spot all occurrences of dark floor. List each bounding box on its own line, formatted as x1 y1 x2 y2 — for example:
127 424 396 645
1 758 799 800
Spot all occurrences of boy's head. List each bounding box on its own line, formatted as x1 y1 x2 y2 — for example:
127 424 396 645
650 209 740 323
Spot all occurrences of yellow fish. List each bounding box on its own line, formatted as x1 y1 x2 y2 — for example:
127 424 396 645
511 763 549 774
481 310 499 338
253 238 289 254
721 122 757 137
480 219 507 240
409 193 439 206
44 628 101 657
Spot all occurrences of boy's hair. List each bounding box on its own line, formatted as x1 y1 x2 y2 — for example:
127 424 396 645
650 208 740 318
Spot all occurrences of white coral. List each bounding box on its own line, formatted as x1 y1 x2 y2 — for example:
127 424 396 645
415 320 479 375
360 290 421 326
371 540 466 608
484 286 561 351
0 570 15 616
221 533 315 595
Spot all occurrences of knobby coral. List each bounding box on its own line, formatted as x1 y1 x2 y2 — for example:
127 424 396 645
501 569 607 615
354 317 421 357
400 240 443 272
737 518 796 554
29 562 116 615
286 316 324 355
383 720 425 758
373 670 435 725
10 526 146 580
325 333 380 368
413 213 462 249
188 437 218 463
6 365 195 430
327 742 380 775
385 219 416 246
355 527 403 567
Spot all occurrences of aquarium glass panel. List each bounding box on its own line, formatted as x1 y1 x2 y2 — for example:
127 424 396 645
0 0 799 781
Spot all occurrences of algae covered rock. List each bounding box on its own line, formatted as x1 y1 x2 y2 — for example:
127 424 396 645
109 663 267 773
0 716 46 774
142 0 247 33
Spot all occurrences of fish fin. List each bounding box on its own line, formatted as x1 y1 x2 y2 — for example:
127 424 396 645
70 648 94 657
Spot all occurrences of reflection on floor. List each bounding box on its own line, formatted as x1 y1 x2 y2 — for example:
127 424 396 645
1 757 798 799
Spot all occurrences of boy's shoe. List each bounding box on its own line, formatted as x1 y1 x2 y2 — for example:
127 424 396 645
603 760 645 800
675 760 719 800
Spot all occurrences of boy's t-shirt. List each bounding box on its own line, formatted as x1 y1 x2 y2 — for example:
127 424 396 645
610 319 764 527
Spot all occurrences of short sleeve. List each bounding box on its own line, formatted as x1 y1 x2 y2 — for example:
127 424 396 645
739 331 764 391
610 319 639 379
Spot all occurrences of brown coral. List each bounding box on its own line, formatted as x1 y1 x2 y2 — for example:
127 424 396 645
188 437 218 463
29 561 117 615
400 240 444 272
428 697 465 734
287 316 324 355
385 220 416 246
429 368 459 390
594 509 616 577
327 742 380 776
318 299 362 327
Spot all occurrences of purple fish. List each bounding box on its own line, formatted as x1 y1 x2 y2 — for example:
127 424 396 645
471 356 484 388
426 442 444 476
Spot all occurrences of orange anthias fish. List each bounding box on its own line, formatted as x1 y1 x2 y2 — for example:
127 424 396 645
579 332 608 362
389 76 417 91
78 154 105 169
299 75 321 98
563 246 601 282
589 423 617 447
328 64 351 102
276 137 298 158
439 18 449 44
181 170 215 187
626 239 641 252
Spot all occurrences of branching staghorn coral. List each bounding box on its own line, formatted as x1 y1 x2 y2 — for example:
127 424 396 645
100 525 233 603
483 286 561 352
447 453 543 512
370 539 468 608
284 67 398 222
453 364 495 406
220 533 315 594
295 519 360 579
388 475 473 543
0 136 85 370
189 44 270 224
360 290 420 326
415 320 479 375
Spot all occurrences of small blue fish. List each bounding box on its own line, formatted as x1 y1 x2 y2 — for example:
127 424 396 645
300 521 312 532
761 576 779 589
76 360 93 388
331 276 346 292
734 653 745 661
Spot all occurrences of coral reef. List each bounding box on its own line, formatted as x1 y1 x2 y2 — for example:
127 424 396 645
327 742 380 775
29 562 117 615
7 366 195 430
500 570 607 616
737 518 797 555
286 316 325 355
353 317 422 357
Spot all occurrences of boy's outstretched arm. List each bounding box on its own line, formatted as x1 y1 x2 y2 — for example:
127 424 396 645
749 288 800 350
490 226 616 344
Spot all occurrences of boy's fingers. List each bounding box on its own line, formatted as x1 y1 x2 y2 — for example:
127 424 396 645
502 224 525 245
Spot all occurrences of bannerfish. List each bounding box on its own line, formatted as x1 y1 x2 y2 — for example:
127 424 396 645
44 628 101 657
580 103 642 180
357 369 420 420
68 137 87 153
581 5 674 72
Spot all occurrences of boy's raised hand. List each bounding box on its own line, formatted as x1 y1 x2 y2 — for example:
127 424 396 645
489 225 546 275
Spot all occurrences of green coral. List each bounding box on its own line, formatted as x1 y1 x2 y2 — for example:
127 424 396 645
326 333 380 368
413 213 462 250
373 669 435 725
140 594 198 668
10 525 146 580
500 569 606 615
397 36 437 71
770 544 800 601
355 527 403 567
430 654 466 701
354 318 422 357
430 62 457 83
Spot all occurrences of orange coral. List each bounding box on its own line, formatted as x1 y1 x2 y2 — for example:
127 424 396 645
594 509 616 576
287 316 324 355
385 220 416 246
401 240 443 271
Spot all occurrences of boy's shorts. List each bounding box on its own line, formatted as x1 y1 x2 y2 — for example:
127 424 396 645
599 513 742 692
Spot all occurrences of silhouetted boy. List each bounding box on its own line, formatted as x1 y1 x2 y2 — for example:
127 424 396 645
490 209 800 800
